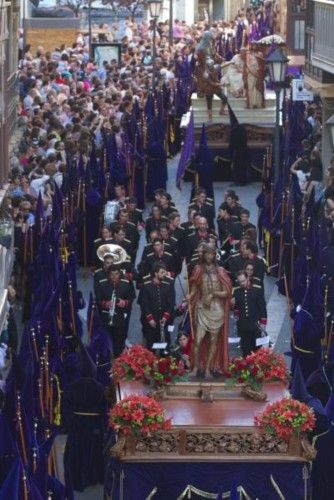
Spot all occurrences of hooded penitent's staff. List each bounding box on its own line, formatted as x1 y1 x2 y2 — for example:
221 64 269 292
29 225 34 263
325 319 334 362
38 375 45 419
323 285 329 357
88 300 96 340
16 392 28 465
278 191 286 278
82 182 87 269
76 179 82 210
269 181 274 268
68 280 77 335
290 206 295 291
31 328 39 363
185 266 195 340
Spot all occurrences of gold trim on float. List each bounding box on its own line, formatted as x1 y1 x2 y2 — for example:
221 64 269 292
270 475 285 500
145 487 158 499
174 484 252 499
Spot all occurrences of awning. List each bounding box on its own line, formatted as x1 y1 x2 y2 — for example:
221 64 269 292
304 74 334 98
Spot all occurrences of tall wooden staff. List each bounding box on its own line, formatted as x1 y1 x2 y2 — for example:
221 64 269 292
44 337 50 410
49 375 54 424
269 181 274 270
16 392 28 465
82 182 87 269
88 301 96 340
278 191 286 278
283 273 295 345
68 280 77 335
38 374 45 419
22 470 28 500
76 179 82 210
290 207 295 291
31 328 39 363
325 319 334 362
70 192 75 222
322 285 329 359
29 225 34 263
32 447 37 473
142 109 147 149
262 154 266 179
45 428 53 476
58 296 63 333
268 144 272 170
66 196 71 224
185 266 195 340
104 172 110 200
39 342 45 417
62 199 66 225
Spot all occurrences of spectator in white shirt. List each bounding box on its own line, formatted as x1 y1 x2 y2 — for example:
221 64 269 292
290 157 310 193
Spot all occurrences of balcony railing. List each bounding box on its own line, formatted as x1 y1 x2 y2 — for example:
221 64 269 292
312 0 334 74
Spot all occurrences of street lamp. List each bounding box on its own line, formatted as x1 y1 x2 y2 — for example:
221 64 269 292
265 48 289 181
148 0 162 17
148 0 162 94
169 0 173 48
88 0 93 58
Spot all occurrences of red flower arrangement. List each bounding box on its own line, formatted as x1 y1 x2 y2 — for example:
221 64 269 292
246 348 289 385
109 394 172 437
254 398 316 442
225 356 265 390
111 345 157 382
145 356 187 388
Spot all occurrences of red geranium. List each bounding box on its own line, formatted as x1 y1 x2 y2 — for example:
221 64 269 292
225 348 290 390
111 345 157 382
145 356 187 388
246 348 289 385
109 394 172 437
254 398 316 442
225 356 265 390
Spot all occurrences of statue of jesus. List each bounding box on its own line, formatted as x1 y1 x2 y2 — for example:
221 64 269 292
188 245 232 378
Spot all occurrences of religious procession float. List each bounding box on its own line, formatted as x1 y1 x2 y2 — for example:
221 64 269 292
107 345 316 499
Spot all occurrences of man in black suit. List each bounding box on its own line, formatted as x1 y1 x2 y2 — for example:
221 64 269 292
232 270 267 356
138 262 175 349
95 266 135 357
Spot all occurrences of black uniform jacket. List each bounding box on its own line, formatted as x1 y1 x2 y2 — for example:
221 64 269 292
233 284 267 331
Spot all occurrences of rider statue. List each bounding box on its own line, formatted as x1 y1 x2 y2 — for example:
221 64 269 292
195 31 228 121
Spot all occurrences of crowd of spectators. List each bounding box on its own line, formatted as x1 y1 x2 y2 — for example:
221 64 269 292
0 2 287 371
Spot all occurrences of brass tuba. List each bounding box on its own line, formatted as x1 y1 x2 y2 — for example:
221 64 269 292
96 244 128 265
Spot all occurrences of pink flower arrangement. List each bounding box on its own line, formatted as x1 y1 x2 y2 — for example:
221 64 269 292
111 345 157 381
254 398 316 442
109 394 172 437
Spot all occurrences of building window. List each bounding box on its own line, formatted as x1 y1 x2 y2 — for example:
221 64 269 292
0 6 9 40
292 0 306 13
294 19 305 50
